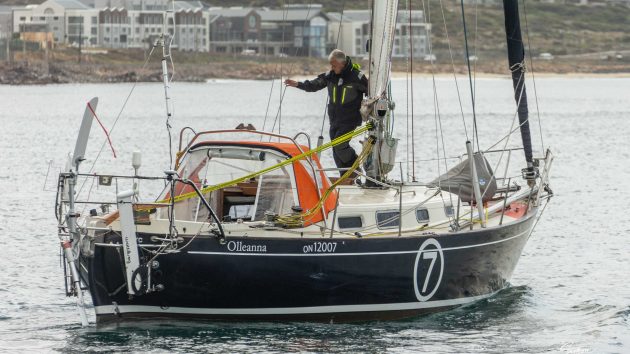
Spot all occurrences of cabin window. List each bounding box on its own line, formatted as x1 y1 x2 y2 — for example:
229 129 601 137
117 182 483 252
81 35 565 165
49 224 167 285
444 205 454 217
228 205 253 220
338 216 362 229
252 171 294 221
416 208 430 223
168 146 297 223
376 210 400 229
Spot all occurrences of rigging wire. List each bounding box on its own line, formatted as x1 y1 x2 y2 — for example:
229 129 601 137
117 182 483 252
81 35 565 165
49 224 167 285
522 0 545 153
437 0 469 142
163 0 178 170
459 0 481 151
404 0 411 181
75 45 157 198
261 74 277 136
528 197 551 240
319 97 328 136
278 0 287 136
407 0 416 182
421 0 456 223
472 0 479 105
373 1 395 99
485 69 527 152
261 3 290 136
472 0 545 201
479 70 528 200
319 0 347 138
268 0 317 138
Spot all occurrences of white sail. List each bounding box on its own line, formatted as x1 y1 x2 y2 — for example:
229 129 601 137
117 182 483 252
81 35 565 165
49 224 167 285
368 0 399 98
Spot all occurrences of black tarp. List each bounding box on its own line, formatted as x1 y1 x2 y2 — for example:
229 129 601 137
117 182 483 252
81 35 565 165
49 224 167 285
429 153 497 203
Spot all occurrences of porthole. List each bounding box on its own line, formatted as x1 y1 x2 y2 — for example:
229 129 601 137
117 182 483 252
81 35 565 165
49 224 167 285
376 210 400 229
338 216 363 229
416 208 430 223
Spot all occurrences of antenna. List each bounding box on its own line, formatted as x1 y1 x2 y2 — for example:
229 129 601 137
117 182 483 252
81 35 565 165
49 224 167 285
159 0 176 168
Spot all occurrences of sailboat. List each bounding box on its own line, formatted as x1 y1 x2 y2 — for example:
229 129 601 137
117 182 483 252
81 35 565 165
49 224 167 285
55 0 553 324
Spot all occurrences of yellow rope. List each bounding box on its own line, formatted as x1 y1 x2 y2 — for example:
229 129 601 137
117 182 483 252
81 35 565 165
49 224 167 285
160 123 373 205
275 136 376 227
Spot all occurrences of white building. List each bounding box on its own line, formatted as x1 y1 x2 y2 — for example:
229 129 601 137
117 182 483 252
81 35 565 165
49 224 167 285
172 1 210 52
67 7 100 46
13 0 99 46
97 0 209 50
258 5 329 58
8 2 433 56
11 0 209 50
327 10 431 59
0 6 13 39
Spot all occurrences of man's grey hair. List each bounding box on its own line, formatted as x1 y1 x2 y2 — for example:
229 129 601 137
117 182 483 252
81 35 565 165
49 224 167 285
328 49 347 63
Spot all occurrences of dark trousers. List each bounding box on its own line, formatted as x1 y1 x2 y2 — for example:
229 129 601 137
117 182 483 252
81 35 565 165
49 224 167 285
329 124 359 175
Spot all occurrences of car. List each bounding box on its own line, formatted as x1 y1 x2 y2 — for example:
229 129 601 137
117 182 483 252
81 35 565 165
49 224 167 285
538 52 554 60
241 49 257 56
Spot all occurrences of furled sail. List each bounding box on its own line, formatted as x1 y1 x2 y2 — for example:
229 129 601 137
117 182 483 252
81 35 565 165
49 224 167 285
362 0 400 183
503 0 534 168
368 0 399 99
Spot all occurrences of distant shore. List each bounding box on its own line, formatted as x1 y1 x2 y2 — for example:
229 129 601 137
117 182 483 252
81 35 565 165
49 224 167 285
1 49 629 85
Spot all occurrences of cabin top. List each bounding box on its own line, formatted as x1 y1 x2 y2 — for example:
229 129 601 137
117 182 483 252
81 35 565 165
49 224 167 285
168 138 337 225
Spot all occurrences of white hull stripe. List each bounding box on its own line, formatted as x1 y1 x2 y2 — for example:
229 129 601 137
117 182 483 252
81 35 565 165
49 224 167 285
94 293 494 316
186 229 531 257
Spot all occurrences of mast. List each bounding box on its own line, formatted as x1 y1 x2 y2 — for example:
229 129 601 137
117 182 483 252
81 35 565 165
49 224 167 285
365 0 399 183
503 0 535 175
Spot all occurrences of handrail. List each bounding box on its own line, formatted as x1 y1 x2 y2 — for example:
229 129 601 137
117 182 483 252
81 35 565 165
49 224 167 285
174 128 331 223
293 132 313 150
177 126 198 152
177 177 225 239
75 173 167 181
175 129 309 169
167 124 371 205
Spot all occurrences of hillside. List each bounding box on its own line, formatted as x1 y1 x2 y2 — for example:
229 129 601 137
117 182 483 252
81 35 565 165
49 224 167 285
427 1 630 57
1 0 629 83
5 0 630 56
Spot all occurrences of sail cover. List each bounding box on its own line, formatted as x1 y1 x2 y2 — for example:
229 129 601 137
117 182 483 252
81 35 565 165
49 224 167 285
503 0 533 166
429 153 498 203
368 0 399 98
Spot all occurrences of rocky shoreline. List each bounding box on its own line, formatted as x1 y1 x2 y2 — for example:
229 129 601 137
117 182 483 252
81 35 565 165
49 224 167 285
1 54 629 85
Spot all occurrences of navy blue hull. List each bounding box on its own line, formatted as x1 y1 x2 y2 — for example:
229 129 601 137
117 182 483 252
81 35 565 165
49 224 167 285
82 213 535 323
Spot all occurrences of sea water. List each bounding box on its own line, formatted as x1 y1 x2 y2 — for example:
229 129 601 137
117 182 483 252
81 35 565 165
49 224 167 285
0 77 628 353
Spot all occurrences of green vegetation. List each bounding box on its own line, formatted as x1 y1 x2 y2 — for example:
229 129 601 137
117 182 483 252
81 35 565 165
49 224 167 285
425 1 630 56
5 0 629 55
3 0 629 82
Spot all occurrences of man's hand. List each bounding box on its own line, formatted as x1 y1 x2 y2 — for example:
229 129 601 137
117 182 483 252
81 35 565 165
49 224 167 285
284 79 298 87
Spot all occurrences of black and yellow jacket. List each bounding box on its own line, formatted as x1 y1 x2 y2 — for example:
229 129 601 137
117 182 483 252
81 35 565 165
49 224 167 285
297 56 368 127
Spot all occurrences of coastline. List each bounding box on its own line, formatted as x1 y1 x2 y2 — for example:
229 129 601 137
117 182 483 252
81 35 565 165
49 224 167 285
1 51 629 85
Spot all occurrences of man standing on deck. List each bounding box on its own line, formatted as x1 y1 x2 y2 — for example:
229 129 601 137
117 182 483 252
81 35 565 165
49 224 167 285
284 49 368 176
